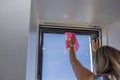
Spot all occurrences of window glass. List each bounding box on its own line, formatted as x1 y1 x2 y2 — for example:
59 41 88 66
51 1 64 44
42 33 92 80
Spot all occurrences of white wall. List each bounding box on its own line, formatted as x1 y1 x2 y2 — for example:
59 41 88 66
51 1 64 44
106 20 120 50
26 0 39 80
102 26 108 45
0 0 31 80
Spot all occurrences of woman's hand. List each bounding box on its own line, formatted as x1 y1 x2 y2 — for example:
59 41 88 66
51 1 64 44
92 39 100 53
67 36 74 50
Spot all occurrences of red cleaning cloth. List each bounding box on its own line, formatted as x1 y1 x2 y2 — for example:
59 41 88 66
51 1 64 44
65 32 80 51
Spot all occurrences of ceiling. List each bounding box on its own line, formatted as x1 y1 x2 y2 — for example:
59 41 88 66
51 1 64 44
34 0 120 26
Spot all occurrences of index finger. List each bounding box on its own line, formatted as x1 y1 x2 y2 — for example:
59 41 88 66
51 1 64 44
92 39 95 45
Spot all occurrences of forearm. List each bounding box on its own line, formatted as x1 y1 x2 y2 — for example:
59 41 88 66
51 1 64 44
69 47 94 80
69 47 83 80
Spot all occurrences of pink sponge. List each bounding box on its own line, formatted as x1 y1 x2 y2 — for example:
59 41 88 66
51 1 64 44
65 32 80 51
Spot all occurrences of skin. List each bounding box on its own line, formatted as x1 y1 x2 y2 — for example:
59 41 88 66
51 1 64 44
67 37 99 80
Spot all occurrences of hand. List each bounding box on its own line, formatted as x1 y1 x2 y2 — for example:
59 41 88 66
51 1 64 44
92 39 99 53
68 36 74 49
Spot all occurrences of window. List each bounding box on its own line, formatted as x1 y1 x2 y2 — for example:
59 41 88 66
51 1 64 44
37 26 101 80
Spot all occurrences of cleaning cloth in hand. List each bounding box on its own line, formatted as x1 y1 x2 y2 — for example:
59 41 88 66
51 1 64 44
65 32 80 51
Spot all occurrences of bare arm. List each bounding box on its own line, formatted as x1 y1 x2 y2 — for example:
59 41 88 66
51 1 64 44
69 47 94 80
68 37 95 80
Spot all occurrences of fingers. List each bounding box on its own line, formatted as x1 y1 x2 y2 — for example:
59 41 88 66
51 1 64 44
69 36 74 44
92 39 99 45
92 39 99 53
92 39 95 46
68 39 73 46
96 39 99 45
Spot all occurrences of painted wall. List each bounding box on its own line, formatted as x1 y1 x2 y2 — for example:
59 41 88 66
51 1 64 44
26 0 39 80
106 20 120 50
102 26 108 45
0 0 31 80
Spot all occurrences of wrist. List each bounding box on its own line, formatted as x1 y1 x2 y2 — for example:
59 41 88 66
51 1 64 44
68 45 74 50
